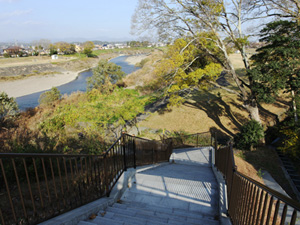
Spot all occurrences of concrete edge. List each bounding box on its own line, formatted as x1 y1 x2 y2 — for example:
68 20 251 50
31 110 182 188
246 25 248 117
39 168 136 225
211 148 232 225
136 162 170 173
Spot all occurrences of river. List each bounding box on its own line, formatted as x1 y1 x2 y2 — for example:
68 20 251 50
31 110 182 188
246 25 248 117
16 55 140 111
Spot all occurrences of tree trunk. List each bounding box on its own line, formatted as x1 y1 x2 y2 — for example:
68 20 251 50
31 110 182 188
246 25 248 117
244 100 262 124
292 90 298 123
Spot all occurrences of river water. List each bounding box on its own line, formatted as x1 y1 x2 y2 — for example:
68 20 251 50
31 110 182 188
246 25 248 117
16 56 139 111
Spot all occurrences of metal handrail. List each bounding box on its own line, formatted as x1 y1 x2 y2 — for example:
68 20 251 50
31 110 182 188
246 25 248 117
0 153 96 157
236 171 300 211
0 132 173 225
214 135 300 225
103 135 122 156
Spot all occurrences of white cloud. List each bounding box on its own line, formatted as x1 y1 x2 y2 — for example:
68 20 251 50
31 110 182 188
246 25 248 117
0 20 42 26
1 9 32 18
0 0 21 3
0 20 15 25
22 20 42 25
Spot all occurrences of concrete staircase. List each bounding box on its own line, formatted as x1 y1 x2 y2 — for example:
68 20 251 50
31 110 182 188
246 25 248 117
78 147 220 225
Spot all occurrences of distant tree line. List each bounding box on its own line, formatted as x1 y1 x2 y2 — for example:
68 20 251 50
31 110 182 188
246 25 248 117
127 41 150 48
2 39 96 58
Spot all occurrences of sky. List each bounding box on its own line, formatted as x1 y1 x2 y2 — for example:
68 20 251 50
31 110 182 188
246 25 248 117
0 0 140 42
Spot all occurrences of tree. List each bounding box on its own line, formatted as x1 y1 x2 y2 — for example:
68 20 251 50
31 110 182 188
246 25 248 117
153 37 223 106
32 39 51 51
0 92 18 125
55 42 75 55
83 41 95 57
235 120 264 150
261 0 300 20
49 44 58 55
249 20 300 122
39 87 62 106
132 0 274 124
87 60 125 92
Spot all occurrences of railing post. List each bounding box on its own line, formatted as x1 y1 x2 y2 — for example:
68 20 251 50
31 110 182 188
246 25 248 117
228 142 235 200
122 133 127 171
196 133 199 147
133 139 136 169
103 155 110 197
214 132 218 151
152 147 154 164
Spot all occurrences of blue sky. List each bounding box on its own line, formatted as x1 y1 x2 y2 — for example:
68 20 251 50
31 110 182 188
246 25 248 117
0 0 139 42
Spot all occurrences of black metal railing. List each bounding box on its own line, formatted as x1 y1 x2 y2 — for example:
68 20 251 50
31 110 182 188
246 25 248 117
214 136 300 225
0 133 173 225
167 131 212 149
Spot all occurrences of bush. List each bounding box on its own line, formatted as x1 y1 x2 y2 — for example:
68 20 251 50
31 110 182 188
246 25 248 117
235 120 264 150
3 53 10 58
279 127 300 158
38 87 61 106
0 92 19 125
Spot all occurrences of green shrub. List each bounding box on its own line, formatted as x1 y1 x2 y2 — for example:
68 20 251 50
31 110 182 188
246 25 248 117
39 87 61 105
235 120 264 150
0 92 19 125
279 125 300 158
3 53 10 58
136 58 150 67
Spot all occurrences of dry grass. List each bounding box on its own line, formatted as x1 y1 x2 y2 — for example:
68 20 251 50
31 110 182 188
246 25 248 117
0 56 75 68
234 147 297 199
0 71 61 81
138 88 288 139
229 53 245 69
136 50 289 140
234 154 264 184
123 50 163 88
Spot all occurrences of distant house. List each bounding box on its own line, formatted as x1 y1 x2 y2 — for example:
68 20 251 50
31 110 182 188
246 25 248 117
75 45 82 53
3 46 25 55
51 54 58 60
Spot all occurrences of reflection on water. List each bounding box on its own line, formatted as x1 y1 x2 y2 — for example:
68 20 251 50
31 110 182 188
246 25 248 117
16 56 139 111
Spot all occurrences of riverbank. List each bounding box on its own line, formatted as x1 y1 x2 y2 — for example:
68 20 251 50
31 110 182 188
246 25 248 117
0 54 147 98
125 54 148 65
0 70 83 98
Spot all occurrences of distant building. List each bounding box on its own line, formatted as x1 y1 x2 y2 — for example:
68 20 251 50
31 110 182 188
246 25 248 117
115 43 127 49
51 54 58 60
3 46 25 55
102 44 114 49
75 45 82 53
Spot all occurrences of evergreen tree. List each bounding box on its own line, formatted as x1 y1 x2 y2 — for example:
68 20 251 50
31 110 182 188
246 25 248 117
249 20 300 122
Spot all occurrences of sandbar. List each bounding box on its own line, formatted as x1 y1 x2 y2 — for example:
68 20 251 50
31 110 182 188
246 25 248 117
0 70 81 98
0 54 146 99
125 55 148 65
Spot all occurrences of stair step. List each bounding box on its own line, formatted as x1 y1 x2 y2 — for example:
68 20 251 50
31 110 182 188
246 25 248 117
113 203 192 223
78 222 96 225
92 216 125 225
121 190 218 217
106 206 169 223
114 202 173 214
94 201 220 225
168 217 219 225
294 180 300 186
290 175 300 180
102 208 218 225
119 201 218 221
103 212 165 225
